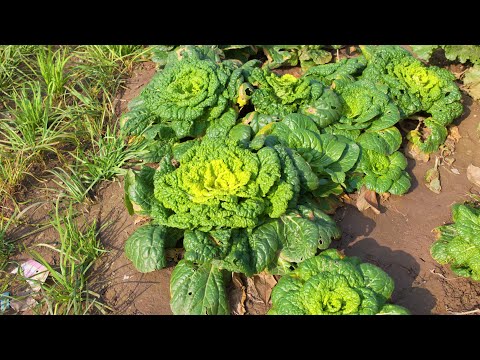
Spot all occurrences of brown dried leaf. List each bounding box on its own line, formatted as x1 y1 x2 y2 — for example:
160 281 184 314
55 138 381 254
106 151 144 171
133 215 150 225
340 193 356 206
424 158 441 194
447 125 461 142
10 290 38 312
380 192 391 202
467 164 480 188
229 273 246 315
443 156 456 166
405 142 430 162
356 186 380 214
244 272 278 315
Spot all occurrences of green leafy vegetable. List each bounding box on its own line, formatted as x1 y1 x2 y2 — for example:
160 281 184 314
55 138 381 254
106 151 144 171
152 138 300 231
358 149 411 195
406 117 448 154
334 79 401 132
431 203 480 281
180 199 340 277
360 45 463 126
124 224 181 273
304 56 367 86
260 45 333 71
268 248 409 315
124 165 156 216
170 259 230 315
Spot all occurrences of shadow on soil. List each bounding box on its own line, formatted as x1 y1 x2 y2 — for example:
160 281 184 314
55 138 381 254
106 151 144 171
345 237 436 314
334 204 436 314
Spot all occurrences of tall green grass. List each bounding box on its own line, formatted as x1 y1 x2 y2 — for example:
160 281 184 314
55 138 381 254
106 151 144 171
0 45 150 314
28 197 109 314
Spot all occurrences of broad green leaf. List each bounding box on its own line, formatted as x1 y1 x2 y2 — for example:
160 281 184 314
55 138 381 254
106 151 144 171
282 113 319 132
228 123 253 148
451 205 480 245
388 173 411 195
170 260 230 315
442 45 480 65
368 103 401 131
183 229 254 275
280 213 320 263
298 204 341 249
358 126 402 155
249 220 282 274
378 304 410 315
124 224 177 273
289 149 320 191
358 263 395 300
125 166 156 216
430 239 452 264
410 45 438 61
313 134 346 169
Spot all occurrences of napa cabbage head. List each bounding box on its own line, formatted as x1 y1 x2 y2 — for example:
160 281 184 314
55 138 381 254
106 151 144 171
268 248 410 315
152 138 300 231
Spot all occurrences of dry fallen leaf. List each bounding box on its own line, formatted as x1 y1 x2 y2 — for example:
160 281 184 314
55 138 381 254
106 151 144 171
10 290 38 312
425 157 441 194
244 272 278 315
467 164 480 188
447 125 461 142
356 186 380 214
405 142 430 162
443 156 456 166
229 273 246 315
133 215 150 225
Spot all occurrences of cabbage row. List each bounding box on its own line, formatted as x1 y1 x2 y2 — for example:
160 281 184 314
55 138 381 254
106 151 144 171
120 45 464 315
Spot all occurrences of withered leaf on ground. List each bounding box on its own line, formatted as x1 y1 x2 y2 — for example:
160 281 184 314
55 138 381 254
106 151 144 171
229 273 246 315
462 65 480 101
405 142 430 162
244 272 277 315
425 157 441 194
447 125 461 143
356 186 380 214
467 164 480 188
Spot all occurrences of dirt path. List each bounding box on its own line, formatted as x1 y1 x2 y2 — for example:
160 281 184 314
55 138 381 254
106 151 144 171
54 61 480 315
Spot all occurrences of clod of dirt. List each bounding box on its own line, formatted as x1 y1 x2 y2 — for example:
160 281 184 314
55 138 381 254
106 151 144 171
405 142 430 162
229 273 246 315
356 186 380 214
467 164 480 188
244 273 277 315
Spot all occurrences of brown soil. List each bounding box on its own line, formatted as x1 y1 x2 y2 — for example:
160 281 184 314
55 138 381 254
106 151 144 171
8 59 480 315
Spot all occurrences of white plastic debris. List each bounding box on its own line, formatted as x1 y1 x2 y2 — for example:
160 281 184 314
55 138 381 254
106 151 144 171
11 259 49 292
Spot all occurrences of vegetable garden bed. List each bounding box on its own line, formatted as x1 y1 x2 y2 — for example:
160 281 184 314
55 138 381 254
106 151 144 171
2 45 480 315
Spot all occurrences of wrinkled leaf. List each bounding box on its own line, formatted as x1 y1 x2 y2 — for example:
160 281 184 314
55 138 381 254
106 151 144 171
244 272 277 315
229 273 246 315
